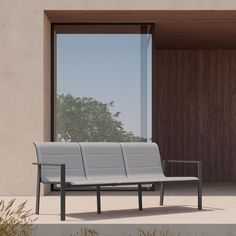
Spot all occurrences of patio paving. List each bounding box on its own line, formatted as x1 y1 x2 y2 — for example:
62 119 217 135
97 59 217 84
1 182 236 224
2 182 236 235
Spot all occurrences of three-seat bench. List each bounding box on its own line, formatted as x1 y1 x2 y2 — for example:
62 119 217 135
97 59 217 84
33 142 202 221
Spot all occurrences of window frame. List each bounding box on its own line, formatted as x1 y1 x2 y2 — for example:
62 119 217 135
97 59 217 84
51 22 156 143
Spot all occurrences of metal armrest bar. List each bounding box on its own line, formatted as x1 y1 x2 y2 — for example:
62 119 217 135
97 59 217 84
162 160 202 179
164 160 201 164
32 162 65 167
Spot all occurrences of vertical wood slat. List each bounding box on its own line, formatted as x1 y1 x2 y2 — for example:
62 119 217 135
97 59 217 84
156 49 236 181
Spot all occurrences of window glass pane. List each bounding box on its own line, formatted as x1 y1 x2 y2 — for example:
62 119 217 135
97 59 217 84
55 25 152 142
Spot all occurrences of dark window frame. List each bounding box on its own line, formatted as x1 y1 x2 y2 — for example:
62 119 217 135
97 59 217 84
50 22 156 191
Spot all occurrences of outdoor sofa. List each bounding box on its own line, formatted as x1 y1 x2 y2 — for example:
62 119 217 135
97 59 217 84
33 142 202 221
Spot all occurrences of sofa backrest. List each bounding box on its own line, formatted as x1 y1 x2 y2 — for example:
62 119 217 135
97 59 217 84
34 142 86 182
80 142 127 180
120 142 164 178
34 142 164 182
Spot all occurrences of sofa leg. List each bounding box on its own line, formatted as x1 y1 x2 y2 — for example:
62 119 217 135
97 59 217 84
138 184 142 211
35 165 41 214
97 186 101 214
160 183 164 206
198 181 202 210
197 161 202 210
60 164 66 221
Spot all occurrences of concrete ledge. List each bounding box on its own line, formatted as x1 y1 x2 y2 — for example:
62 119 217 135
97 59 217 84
34 224 236 236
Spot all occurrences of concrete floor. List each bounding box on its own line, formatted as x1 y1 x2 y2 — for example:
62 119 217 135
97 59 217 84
1 182 236 225
0 183 236 235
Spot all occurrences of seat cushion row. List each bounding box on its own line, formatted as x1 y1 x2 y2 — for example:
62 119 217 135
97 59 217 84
34 142 198 185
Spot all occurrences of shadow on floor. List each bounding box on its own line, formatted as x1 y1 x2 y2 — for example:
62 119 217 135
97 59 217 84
66 205 217 221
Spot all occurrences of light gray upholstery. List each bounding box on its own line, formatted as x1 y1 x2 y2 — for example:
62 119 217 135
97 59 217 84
120 142 165 179
158 176 198 182
34 142 86 183
34 142 198 184
80 142 127 181
120 142 198 182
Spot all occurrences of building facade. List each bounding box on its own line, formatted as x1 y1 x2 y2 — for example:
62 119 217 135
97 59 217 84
1 0 236 195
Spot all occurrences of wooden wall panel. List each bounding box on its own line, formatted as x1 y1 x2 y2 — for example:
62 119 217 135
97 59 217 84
156 50 236 181
46 10 236 49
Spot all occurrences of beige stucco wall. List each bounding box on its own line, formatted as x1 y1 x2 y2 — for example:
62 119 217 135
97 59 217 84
1 0 236 196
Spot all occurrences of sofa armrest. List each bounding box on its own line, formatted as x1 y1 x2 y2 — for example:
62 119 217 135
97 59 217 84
33 162 66 220
162 160 202 180
32 162 66 185
32 162 65 167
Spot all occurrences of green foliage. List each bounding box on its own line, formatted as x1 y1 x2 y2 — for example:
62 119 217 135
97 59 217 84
0 199 37 236
57 94 143 142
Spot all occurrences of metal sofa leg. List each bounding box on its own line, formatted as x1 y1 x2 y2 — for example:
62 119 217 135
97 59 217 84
197 161 202 210
97 186 101 214
60 164 66 221
198 180 202 210
35 165 41 214
138 184 143 211
160 182 164 206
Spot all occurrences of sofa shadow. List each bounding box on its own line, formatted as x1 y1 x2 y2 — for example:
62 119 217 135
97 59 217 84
66 205 215 221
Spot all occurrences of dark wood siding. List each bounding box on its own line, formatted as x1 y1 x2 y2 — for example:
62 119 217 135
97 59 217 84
156 50 236 181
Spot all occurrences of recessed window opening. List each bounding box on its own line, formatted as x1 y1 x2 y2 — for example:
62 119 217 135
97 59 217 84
52 23 154 144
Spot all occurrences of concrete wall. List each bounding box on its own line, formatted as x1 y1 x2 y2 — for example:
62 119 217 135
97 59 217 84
1 1 236 196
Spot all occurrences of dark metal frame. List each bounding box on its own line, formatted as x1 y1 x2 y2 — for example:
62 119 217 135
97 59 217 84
32 162 66 221
50 182 154 191
161 160 202 210
32 159 202 221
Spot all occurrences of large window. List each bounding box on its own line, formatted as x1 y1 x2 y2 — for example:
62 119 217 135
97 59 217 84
52 24 153 142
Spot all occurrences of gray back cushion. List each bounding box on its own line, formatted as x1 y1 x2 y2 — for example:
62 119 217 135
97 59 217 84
34 142 85 182
120 142 164 178
80 142 127 180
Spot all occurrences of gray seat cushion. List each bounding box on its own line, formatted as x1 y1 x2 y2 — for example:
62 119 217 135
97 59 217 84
69 179 119 186
158 176 198 182
115 176 198 184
